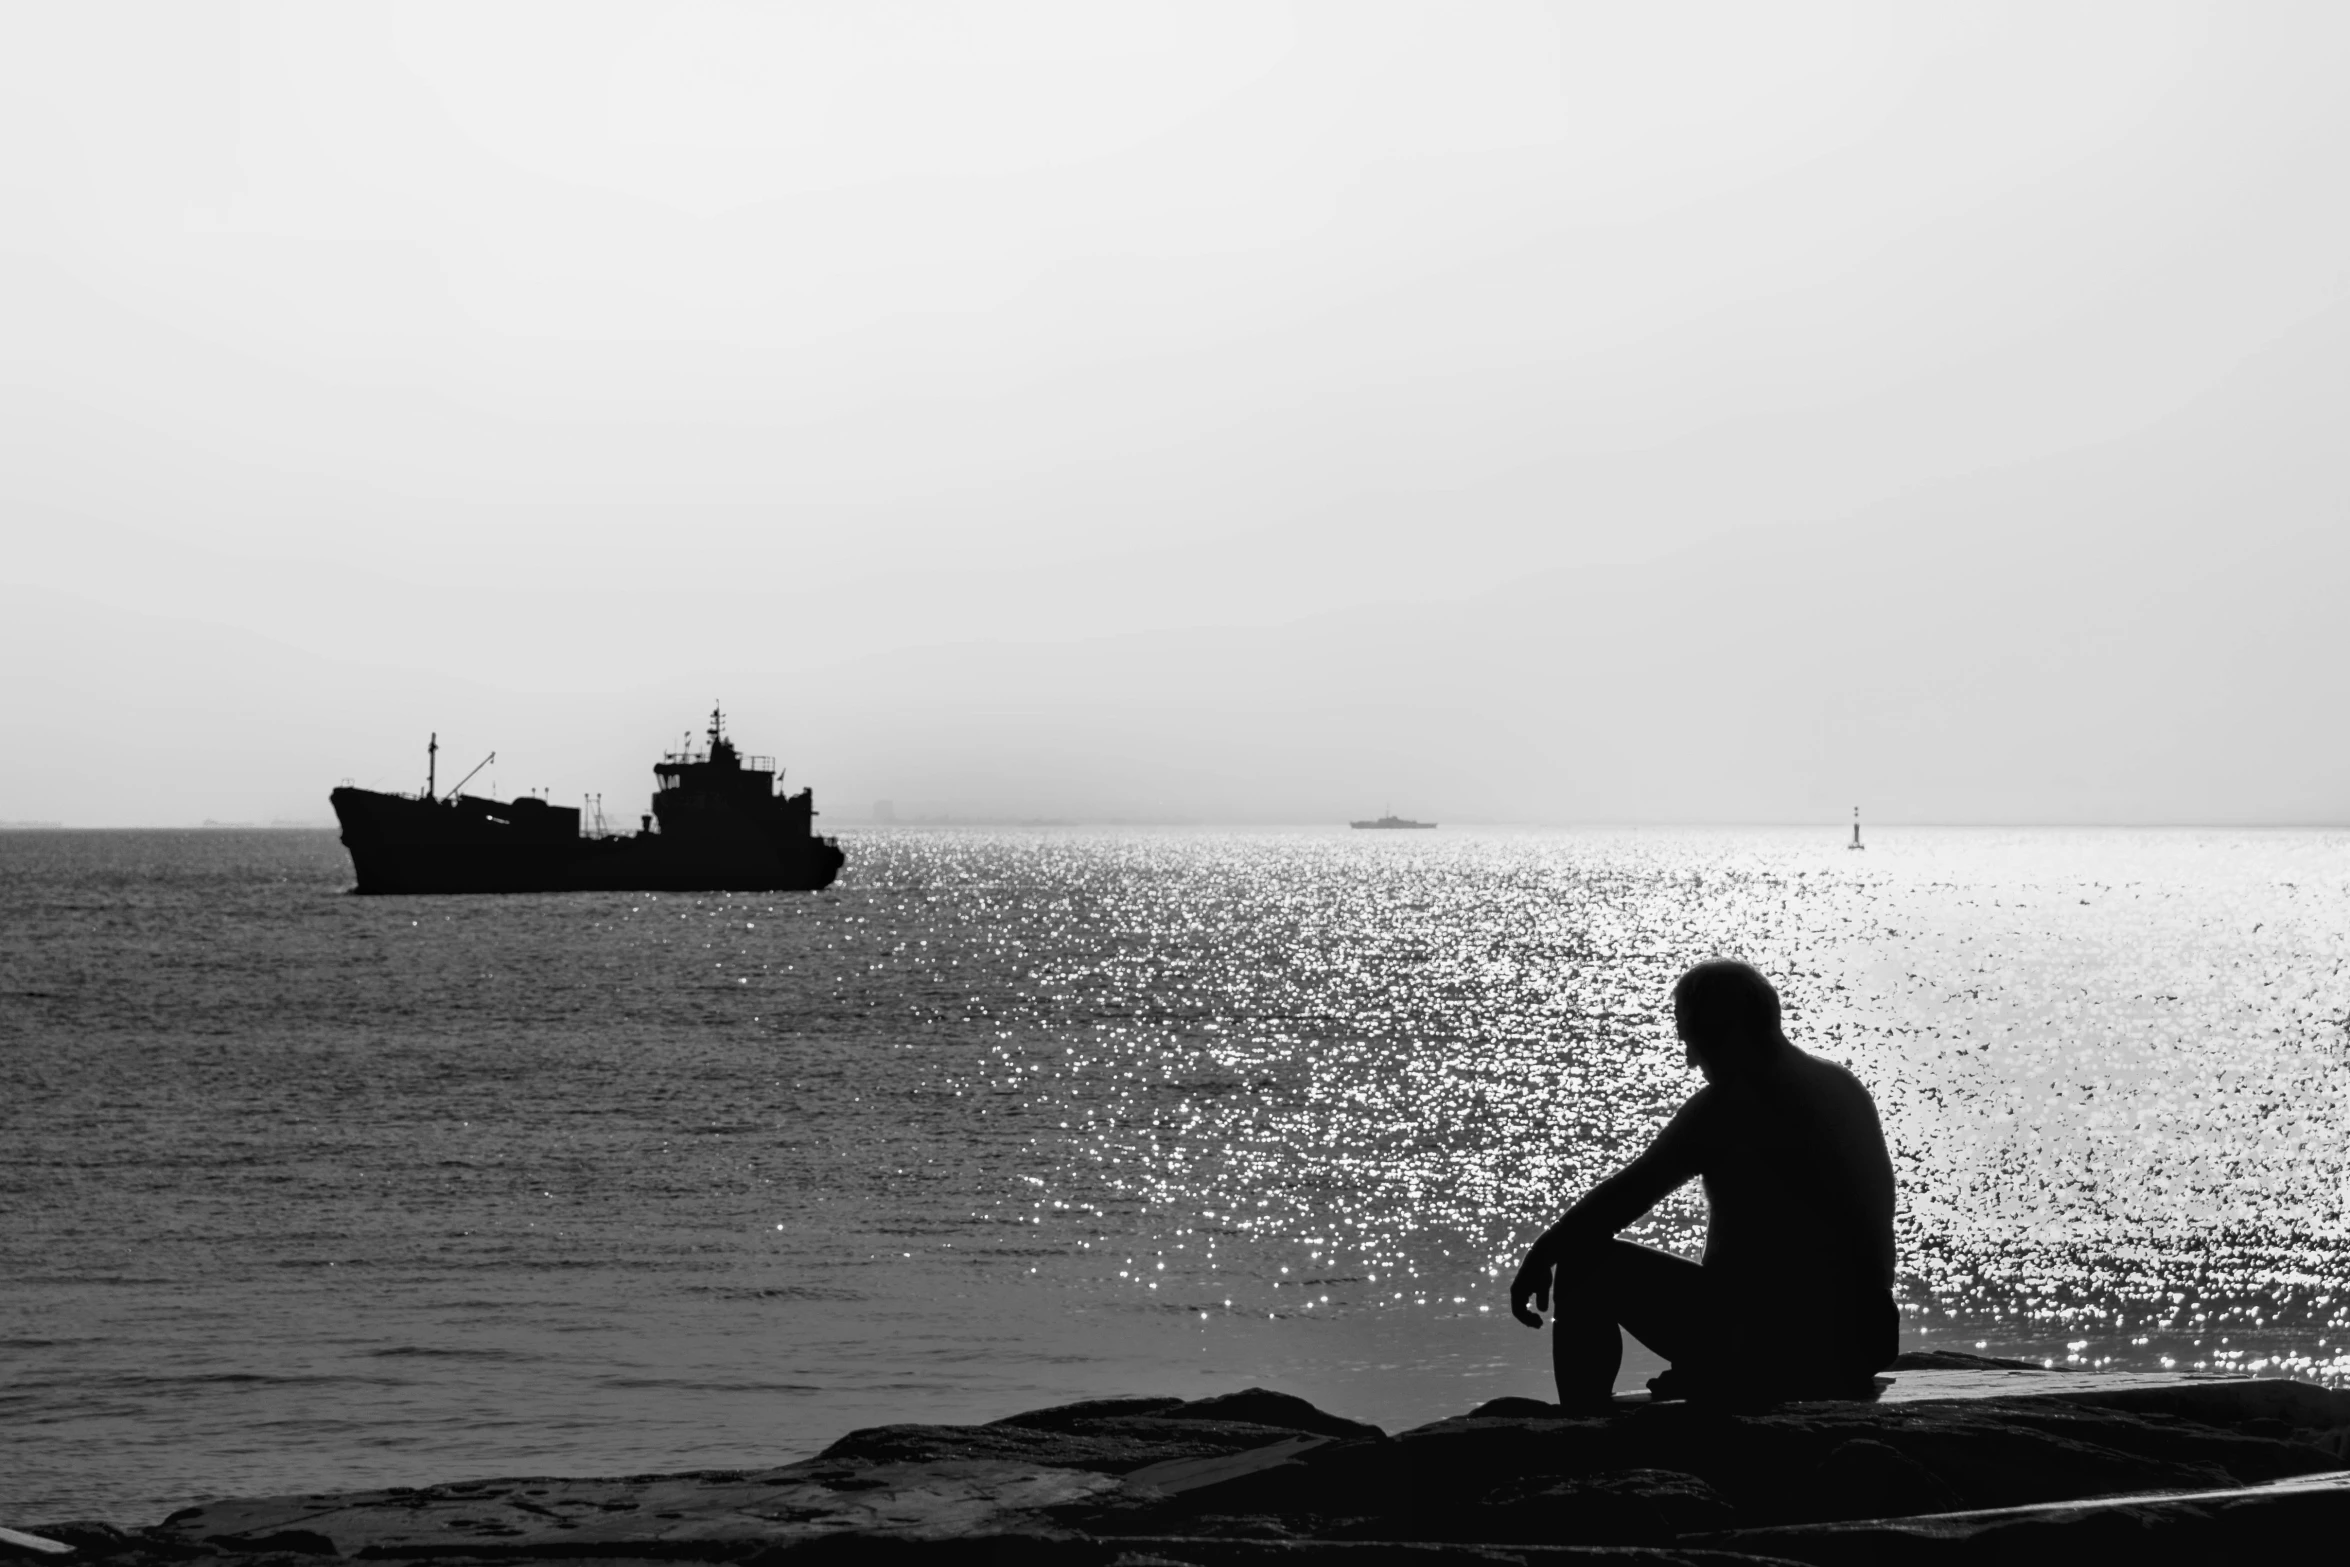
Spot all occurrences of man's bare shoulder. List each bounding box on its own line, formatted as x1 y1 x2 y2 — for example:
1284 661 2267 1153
1779 1048 1889 1147
1790 1048 1881 1105
1670 1081 1723 1118
1654 1081 1724 1147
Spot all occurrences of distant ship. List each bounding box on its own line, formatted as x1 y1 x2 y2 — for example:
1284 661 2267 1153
329 707 844 894
1351 815 1436 830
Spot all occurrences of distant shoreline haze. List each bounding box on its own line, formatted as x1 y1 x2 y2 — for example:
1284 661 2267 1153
2 503 2343 828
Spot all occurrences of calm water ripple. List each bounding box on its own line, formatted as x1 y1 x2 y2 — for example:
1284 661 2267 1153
3 826 2345 1520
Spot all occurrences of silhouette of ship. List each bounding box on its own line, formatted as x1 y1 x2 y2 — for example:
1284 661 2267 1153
330 707 844 894
1351 814 1436 830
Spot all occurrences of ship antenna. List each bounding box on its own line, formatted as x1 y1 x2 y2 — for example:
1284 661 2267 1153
427 732 438 801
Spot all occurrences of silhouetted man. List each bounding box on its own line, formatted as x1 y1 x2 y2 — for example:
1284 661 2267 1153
1509 959 1897 1409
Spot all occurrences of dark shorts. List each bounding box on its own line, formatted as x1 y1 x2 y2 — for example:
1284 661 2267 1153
1558 1239 1896 1401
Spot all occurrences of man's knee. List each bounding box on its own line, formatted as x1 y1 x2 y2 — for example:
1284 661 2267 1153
1541 1238 1624 1314
1550 1240 1690 1317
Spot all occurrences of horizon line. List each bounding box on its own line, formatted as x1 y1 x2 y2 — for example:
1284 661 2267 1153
8 819 2347 833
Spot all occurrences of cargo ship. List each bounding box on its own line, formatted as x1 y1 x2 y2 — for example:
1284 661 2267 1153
329 708 844 894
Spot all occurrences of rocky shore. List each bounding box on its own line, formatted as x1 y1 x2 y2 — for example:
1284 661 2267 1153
11 1354 2349 1566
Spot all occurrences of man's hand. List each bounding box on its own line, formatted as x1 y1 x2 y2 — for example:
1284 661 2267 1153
1508 1247 1553 1328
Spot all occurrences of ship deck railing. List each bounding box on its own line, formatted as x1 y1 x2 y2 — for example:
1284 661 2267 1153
660 753 776 773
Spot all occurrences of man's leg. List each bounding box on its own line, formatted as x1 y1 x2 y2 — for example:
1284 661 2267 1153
1550 1240 1712 1409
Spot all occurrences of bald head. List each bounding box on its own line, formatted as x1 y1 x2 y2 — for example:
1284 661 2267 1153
1672 959 1786 1076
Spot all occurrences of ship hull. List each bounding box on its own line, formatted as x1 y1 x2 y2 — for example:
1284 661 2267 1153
332 788 843 894
564 834 845 894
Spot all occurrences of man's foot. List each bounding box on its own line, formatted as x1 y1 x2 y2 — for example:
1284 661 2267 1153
1645 1366 1698 1403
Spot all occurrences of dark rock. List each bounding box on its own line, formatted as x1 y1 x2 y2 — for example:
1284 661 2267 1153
993 1398 1188 1432
1803 1439 1965 1522
1059 1385 2345 1547
2040 1374 2350 1430
1077 1417 1628 1543
1876 1399 2318 1498
759 1534 1812 1563
58 1373 2350 1564
6 1527 219 1567
7 1524 152 1560
1459 1468 1737 1546
2302 1424 2350 1461
1462 1397 1569 1420
986 1390 1379 1444
1620 1392 2337 1519
829 1391 1385 1478
214 1532 335 1557
1887 1351 2049 1373
1124 1438 1344 1500
1166 1391 1386 1443
821 1417 1333 1475
1697 1470 2350 1567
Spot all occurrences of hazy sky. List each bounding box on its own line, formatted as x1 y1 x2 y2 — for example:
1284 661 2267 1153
4 2 2346 823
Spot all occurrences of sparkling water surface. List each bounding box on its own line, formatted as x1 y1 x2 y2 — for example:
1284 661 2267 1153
4 826 2347 1521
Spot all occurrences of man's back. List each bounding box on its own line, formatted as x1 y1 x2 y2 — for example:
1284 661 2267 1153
1683 1047 1895 1292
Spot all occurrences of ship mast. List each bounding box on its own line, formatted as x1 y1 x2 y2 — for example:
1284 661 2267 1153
1849 805 1865 851
426 733 438 801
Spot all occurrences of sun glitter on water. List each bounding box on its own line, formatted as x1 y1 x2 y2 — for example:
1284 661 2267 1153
897 827 2350 1380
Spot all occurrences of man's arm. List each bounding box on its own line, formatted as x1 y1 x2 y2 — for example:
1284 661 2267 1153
1508 1092 1711 1327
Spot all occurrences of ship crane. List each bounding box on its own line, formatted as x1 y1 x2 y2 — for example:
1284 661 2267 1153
445 751 496 801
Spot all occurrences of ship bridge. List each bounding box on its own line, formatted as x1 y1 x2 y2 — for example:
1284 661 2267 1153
656 706 776 785
649 705 799 841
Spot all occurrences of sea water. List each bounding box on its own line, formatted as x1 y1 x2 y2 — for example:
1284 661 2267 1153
4 826 2346 1521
